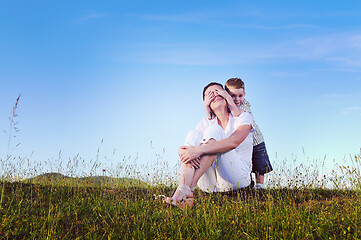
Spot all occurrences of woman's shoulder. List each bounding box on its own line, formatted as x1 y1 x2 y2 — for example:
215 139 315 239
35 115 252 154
200 116 217 124
196 116 217 130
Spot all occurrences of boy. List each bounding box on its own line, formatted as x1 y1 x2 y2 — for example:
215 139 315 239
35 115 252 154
223 78 272 188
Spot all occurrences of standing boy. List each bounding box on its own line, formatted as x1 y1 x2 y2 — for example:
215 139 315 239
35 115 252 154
224 78 272 188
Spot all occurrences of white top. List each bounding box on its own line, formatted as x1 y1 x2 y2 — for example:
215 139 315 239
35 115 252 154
196 112 254 192
190 101 263 146
200 112 254 168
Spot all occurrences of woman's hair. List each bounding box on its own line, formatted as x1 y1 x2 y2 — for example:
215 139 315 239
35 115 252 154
202 82 223 100
225 78 245 92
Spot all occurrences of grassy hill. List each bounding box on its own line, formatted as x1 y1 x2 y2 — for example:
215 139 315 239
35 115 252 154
25 172 150 188
1 177 360 239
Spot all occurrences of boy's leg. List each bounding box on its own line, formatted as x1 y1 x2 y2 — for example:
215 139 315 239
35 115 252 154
252 142 272 188
257 174 265 184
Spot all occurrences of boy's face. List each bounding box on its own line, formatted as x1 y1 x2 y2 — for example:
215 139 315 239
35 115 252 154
227 87 245 107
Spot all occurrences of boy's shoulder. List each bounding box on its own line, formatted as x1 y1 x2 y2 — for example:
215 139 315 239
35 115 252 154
242 99 251 106
239 99 252 112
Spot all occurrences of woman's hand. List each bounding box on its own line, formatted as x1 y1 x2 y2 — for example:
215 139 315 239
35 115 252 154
203 91 215 119
189 157 201 169
178 146 203 164
204 90 215 106
178 147 201 169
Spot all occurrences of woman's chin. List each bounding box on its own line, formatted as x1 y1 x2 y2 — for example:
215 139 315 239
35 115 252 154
211 100 227 110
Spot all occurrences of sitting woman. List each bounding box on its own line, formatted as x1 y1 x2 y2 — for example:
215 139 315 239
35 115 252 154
164 82 254 209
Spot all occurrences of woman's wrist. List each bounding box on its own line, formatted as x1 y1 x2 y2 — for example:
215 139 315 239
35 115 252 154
199 144 207 156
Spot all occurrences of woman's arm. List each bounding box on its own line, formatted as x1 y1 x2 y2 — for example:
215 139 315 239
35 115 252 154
203 89 216 120
179 124 252 163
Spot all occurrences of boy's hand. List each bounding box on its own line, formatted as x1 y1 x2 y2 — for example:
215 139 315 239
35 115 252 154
215 88 242 117
214 88 232 104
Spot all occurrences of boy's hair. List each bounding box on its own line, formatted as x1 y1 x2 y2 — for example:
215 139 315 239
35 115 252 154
202 82 223 100
225 78 245 92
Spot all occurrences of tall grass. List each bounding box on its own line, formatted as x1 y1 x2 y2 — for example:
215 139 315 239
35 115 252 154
1 150 360 239
1 95 361 239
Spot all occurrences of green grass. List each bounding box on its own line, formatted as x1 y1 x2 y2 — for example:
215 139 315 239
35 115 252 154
1 178 360 239
28 172 151 188
1 96 361 239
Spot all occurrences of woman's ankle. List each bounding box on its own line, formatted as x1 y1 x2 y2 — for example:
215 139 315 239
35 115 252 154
174 184 193 199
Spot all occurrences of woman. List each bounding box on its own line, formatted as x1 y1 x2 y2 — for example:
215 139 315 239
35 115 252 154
164 82 254 209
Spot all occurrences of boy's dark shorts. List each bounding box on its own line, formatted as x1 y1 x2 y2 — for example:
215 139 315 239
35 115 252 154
252 142 273 175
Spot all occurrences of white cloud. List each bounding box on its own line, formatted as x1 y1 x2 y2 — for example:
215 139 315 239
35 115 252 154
322 94 345 98
133 13 208 23
315 68 361 73
111 11 361 69
291 33 361 66
223 23 323 30
134 12 325 32
132 9 262 24
76 13 107 22
122 31 361 67
341 106 361 115
344 106 361 111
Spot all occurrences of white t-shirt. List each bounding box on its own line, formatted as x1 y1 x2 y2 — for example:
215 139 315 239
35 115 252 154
186 112 254 149
200 112 254 168
194 112 254 192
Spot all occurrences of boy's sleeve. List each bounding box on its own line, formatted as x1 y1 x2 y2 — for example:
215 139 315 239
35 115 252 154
240 99 252 113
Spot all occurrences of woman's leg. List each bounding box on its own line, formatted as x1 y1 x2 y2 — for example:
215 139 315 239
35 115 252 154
171 141 217 200
190 140 217 188
191 125 226 193
215 149 251 191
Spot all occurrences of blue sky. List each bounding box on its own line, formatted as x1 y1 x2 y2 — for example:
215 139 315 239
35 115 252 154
1 1 361 177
